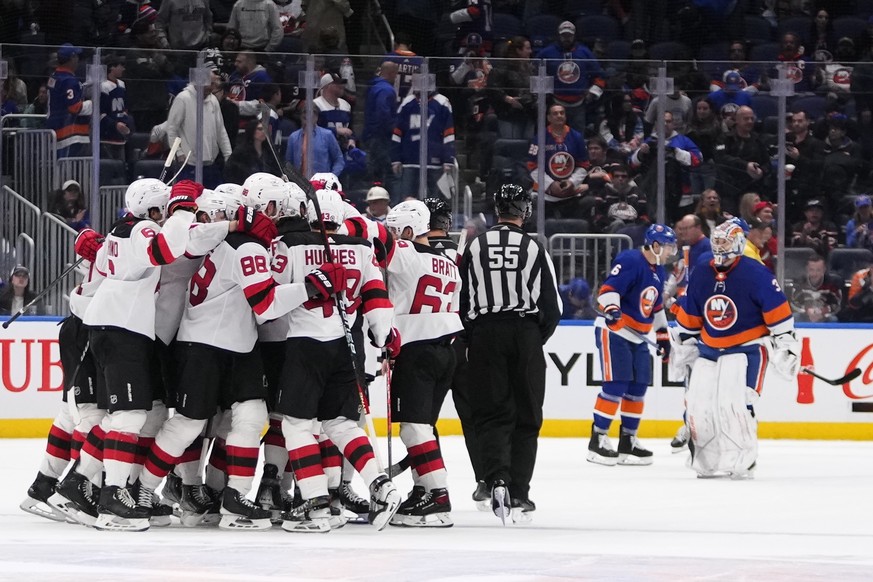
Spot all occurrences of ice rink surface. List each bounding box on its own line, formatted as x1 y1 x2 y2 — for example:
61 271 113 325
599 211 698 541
2 436 872 582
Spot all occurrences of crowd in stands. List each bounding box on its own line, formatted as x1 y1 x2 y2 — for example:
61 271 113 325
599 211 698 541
5 0 873 321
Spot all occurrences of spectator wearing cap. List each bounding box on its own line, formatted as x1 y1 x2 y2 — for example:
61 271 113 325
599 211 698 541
846 195 873 249
155 0 212 50
537 21 606 133
365 185 391 223
49 180 91 231
47 44 92 158
559 277 598 320
707 71 753 117
785 110 826 219
753 200 775 224
126 21 178 132
822 114 862 203
166 69 233 189
228 0 284 52
314 73 355 152
790 198 838 257
115 0 158 39
0 266 39 316
714 105 772 210
286 112 345 178
362 61 399 185
99 55 132 161
449 0 493 55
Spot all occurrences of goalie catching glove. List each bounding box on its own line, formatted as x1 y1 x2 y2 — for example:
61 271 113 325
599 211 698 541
304 263 347 301
770 331 800 379
74 228 104 262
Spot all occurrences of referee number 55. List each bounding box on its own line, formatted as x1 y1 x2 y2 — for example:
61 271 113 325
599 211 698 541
488 246 520 269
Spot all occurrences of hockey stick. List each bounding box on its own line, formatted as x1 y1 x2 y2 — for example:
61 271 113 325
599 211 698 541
260 104 289 184
801 367 861 386
597 310 666 357
159 137 183 183
3 258 86 329
383 354 393 474
167 151 191 185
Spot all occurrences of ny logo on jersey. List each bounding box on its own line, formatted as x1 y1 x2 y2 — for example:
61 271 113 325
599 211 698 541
705 294 738 330
638 286 658 318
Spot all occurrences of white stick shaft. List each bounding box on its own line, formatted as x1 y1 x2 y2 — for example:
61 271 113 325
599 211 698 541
166 137 182 168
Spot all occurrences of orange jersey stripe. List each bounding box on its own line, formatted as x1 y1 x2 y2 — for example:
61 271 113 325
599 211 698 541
599 328 613 382
702 325 769 349
763 301 792 326
676 308 703 330
594 395 619 417
620 399 645 415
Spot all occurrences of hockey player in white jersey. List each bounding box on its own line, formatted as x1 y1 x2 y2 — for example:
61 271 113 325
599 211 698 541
136 174 344 531
271 189 402 533
383 200 462 527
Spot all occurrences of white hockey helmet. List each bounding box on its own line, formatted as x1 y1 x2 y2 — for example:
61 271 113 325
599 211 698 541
310 172 342 193
284 182 308 218
306 189 345 227
710 220 746 266
213 183 245 208
125 178 170 219
196 189 232 222
386 199 430 239
241 173 287 217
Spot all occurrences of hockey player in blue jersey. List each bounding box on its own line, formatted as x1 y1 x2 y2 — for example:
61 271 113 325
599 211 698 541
589 224 676 466
673 221 799 479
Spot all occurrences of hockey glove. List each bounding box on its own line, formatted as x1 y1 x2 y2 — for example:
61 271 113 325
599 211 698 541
170 179 204 200
602 305 624 331
236 206 278 247
771 331 800 379
305 263 347 301
74 228 104 262
167 195 198 216
655 328 671 362
384 327 402 359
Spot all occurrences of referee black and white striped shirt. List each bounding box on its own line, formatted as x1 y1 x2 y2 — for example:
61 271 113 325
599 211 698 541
460 223 563 339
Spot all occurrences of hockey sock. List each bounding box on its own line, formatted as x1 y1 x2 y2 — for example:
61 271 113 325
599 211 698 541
102 410 147 487
263 413 287 477
620 382 648 434
71 403 104 463
283 416 328 500
593 381 628 433
176 439 205 485
40 419 73 478
70 431 86 462
77 421 108 480
401 423 447 491
140 415 206 490
224 400 267 496
323 417 381 486
319 434 342 489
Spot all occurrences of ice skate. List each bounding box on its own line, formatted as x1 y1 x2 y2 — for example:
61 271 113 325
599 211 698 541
491 480 510 525
132 481 172 527
618 432 653 466
160 471 183 515
281 495 332 533
368 475 401 531
397 485 425 513
219 487 272 530
671 424 690 453
178 484 214 527
472 480 491 512
730 461 757 481
587 427 619 466
327 489 356 527
339 480 370 524
256 463 283 522
51 471 99 526
202 486 223 526
95 485 150 532
20 472 66 522
510 497 536 525
390 488 453 528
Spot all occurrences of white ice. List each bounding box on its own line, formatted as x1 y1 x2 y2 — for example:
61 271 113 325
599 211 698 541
2 436 873 581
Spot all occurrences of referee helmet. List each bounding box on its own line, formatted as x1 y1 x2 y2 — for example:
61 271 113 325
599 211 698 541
494 184 532 220
424 197 452 232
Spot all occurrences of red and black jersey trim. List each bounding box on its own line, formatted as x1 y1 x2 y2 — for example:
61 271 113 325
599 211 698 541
361 279 391 312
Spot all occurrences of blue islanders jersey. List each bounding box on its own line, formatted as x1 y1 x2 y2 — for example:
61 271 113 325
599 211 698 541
596 249 666 335
676 256 793 350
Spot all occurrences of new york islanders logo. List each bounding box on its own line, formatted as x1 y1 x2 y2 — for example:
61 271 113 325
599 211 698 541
548 151 575 179
639 286 658 318
705 294 738 330
557 61 581 84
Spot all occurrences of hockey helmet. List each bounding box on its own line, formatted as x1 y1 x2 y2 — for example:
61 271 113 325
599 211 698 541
125 178 170 220
214 183 245 207
424 197 452 232
644 223 677 265
710 221 746 266
494 183 532 220
284 182 308 218
196 189 231 222
386 200 431 239
306 189 345 227
241 173 287 217
310 172 343 193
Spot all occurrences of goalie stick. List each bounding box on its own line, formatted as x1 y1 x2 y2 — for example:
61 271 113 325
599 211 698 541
801 367 861 386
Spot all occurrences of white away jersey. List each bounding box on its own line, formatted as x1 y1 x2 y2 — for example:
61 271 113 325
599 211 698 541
84 211 194 339
69 260 106 319
271 231 394 344
177 232 310 353
386 240 462 344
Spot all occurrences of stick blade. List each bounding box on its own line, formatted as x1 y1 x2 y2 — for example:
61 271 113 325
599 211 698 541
838 368 862 385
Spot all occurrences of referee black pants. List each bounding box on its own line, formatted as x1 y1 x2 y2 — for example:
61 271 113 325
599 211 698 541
467 317 545 500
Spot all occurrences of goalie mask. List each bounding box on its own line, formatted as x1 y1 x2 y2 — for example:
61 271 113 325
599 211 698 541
125 178 170 220
386 200 431 240
710 221 746 267
241 173 287 218
306 189 345 228
425 197 452 232
494 183 532 221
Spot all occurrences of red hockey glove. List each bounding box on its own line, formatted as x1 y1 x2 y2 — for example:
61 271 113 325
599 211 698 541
74 228 104 262
236 206 278 247
602 305 624 331
170 179 204 200
655 328 671 362
167 195 198 216
305 263 347 300
383 327 401 359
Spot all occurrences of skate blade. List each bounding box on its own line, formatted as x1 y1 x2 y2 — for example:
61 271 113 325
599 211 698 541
729 471 755 481
46 493 84 524
281 518 331 533
511 508 533 525
20 497 67 522
218 515 272 530
369 490 401 532
328 514 349 529
492 487 510 526
696 472 729 479
94 514 150 532
617 454 653 466
344 509 369 524
586 451 619 466
390 512 453 528
180 511 208 528
74 510 98 527
202 513 221 526
149 515 172 527
670 444 688 454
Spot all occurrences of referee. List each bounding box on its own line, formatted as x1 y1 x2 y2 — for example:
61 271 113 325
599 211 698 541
459 184 562 525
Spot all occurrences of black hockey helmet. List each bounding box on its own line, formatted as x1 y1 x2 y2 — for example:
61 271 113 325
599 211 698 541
494 183 532 220
424 197 452 232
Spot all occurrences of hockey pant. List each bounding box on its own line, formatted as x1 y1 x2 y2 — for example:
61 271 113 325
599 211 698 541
686 353 758 476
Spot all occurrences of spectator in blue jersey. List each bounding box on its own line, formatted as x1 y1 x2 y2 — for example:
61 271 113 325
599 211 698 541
226 51 273 116
391 90 456 202
99 55 132 161
707 71 753 117
385 32 423 100
314 73 355 152
49 180 91 232
224 119 284 184
286 114 345 177
538 21 606 133
363 61 399 186
710 41 762 94
560 277 598 320
527 103 591 220
845 195 873 250
47 44 92 158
